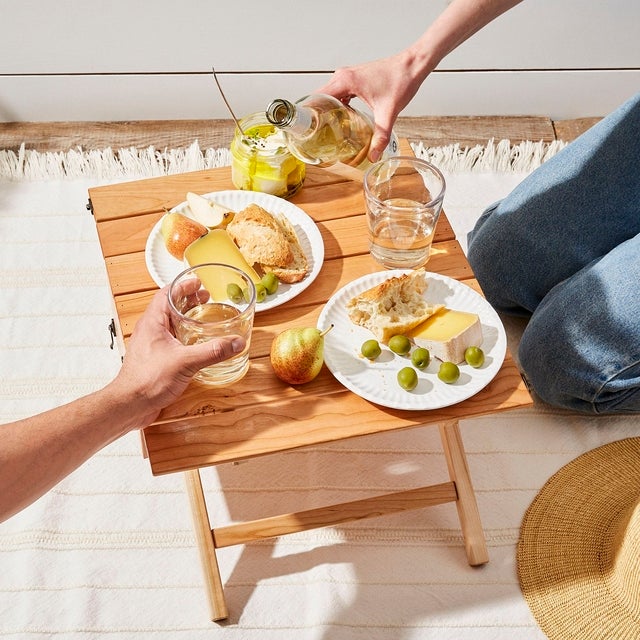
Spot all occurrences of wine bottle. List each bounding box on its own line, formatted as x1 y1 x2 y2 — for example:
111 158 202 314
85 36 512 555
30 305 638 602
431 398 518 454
265 94 398 169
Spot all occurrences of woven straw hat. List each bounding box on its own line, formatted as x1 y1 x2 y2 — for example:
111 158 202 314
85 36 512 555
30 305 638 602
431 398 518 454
517 437 640 640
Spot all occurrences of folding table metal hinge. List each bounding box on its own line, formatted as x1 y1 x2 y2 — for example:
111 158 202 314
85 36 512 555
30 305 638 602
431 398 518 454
86 198 94 215
520 371 534 394
108 318 125 362
108 318 117 349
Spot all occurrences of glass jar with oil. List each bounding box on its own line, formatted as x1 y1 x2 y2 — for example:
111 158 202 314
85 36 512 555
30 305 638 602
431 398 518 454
230 112 305 199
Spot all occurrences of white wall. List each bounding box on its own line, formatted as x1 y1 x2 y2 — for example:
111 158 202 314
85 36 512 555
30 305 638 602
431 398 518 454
1 0 638 122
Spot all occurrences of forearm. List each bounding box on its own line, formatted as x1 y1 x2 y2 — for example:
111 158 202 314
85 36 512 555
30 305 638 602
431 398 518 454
0 381 151 523
406 0 524 80
0 285 245 523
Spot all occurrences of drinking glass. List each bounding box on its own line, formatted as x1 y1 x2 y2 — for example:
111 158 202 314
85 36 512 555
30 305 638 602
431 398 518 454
168 263 256 386
364 156 446 269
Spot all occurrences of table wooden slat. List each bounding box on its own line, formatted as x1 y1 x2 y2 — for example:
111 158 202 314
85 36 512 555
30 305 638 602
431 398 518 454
95 202 455 261
89 165 357 222
145 359 530 475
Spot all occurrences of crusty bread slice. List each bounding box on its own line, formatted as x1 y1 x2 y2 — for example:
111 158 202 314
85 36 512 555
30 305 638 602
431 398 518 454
226 204 309 283
261 213 309 283
346 269 444 343
226 204 294 268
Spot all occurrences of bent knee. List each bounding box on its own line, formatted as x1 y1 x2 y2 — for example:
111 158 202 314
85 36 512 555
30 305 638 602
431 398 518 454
519 321 640 415
468 202 545 315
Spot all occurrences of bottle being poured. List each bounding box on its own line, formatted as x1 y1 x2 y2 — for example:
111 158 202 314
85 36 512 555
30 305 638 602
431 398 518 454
265 94 398 170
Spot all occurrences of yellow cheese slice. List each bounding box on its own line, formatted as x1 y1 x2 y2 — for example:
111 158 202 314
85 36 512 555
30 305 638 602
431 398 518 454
184 229 262 301
408 307 483 363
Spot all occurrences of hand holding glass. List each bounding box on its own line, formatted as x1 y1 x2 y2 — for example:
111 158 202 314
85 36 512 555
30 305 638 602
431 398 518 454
168 263 256 386
364 156 446 269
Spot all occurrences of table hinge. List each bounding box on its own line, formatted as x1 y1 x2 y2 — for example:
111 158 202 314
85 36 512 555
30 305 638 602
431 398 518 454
520 371 533 394
86 198 94 215
108 318 117 349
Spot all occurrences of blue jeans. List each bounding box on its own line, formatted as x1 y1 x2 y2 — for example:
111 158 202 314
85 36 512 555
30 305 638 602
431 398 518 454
467 91 640 414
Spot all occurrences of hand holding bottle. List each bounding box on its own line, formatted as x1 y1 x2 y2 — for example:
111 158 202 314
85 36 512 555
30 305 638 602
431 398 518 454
266 94 397 170
316 0 524 162
316 51 427 162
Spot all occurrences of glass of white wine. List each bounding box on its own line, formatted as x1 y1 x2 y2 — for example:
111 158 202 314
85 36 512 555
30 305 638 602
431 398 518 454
168 263 256 386
364 156 446 270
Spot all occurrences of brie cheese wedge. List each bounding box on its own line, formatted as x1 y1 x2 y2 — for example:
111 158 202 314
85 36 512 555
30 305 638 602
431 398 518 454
409 308 483 363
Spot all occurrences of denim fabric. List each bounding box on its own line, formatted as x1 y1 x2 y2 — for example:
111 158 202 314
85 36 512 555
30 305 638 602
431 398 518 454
467 91 640 414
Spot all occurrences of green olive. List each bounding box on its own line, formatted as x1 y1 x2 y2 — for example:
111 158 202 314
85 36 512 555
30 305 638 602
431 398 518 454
388 334 411 356
438 361 460 384
255 283 267 303
411 347 430 369
464 346 485 368
361 339 382 360
397 366 418 391
244 284 266 303
261 272 279 295
226 282 243 304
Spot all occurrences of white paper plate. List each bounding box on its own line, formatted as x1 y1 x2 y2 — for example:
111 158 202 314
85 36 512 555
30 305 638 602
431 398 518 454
145 190 324 312
318 270 507 410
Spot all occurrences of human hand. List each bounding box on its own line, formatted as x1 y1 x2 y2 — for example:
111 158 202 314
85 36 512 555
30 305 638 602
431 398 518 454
111 285 246 427
317 50 428 162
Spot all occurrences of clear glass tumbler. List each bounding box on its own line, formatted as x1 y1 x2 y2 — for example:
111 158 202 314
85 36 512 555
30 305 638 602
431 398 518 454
364 156 446 269
168 263 256 386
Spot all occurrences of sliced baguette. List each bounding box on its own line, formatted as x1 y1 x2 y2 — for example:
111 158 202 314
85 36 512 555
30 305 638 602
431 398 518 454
346 269 444 343
261 213 309 283
226 204 294 268
226 204 309 283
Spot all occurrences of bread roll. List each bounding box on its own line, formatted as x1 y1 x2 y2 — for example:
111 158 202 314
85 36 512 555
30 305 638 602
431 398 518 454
226 204 293 267
226 204 309 283
260 214 309 284
347 269 444 343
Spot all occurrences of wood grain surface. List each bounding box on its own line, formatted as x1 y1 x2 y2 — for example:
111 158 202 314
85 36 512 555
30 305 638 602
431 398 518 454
1 115 598 153
88 140 532 475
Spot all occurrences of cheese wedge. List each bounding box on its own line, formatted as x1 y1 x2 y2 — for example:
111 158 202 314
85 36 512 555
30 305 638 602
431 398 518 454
184 229 262 301
408 308 483 363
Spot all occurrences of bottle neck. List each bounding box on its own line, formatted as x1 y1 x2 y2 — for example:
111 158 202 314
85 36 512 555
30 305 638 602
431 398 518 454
266 99 313 134
266 99 294 126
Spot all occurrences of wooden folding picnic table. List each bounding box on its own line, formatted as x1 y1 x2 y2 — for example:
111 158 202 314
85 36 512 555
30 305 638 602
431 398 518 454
88 140 532 621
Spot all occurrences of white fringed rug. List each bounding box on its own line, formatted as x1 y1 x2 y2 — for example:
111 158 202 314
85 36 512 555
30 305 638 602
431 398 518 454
2 139 635 640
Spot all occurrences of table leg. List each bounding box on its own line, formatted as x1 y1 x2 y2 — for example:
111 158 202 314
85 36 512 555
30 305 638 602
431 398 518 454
439 419 489 566
184 469 229 621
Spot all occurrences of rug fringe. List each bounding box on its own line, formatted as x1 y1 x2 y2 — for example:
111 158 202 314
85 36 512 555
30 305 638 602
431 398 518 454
412 138 567 173
0 138 566 181
0 141 233 181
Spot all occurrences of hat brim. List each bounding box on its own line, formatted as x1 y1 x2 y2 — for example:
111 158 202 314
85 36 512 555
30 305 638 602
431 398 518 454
517 437 640 640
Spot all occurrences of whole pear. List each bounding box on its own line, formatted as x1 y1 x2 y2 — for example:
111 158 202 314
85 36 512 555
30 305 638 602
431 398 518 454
160 212 207 260
270 325 333 385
